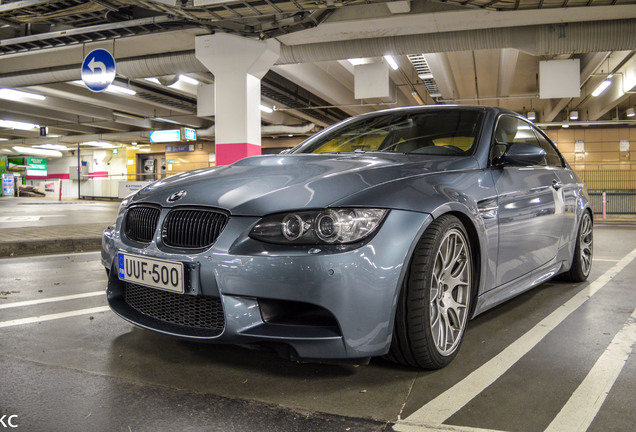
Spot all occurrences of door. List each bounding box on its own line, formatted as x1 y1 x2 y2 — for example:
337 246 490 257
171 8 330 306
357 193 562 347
491 115 565 286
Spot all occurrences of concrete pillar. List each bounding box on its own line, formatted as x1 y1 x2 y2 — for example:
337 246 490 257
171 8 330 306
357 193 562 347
195 33 280 165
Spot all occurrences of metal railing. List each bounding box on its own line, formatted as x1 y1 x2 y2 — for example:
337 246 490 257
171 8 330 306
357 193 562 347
573 167 636 215
79 174 155 200
573 169 636 192
588 192 636 215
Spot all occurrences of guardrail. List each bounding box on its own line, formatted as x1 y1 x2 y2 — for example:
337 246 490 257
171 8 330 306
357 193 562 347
572 168 636 216
79 174 155 200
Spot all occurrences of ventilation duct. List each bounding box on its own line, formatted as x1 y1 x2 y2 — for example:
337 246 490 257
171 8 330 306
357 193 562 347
0 123 316 146
0 51 206 88
197 123 316 137
0 19 634 88
277 19 636 64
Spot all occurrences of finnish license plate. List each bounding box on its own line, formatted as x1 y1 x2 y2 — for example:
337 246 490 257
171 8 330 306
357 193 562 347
118 252 184 294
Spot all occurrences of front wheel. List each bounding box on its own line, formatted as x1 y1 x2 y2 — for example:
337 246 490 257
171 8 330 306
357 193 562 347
387 215 473 369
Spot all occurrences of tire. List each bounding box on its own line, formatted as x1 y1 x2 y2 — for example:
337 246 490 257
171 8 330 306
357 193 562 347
386 214 474 369
558 211 593 282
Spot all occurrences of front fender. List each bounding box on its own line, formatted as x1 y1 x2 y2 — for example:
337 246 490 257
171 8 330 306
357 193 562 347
333 169 498 301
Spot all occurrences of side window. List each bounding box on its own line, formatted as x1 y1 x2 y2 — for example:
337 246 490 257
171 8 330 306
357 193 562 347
493 115 546 166
534 130 564 168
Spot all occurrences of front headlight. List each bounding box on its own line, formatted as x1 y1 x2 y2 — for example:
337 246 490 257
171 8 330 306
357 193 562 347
250 208 388 245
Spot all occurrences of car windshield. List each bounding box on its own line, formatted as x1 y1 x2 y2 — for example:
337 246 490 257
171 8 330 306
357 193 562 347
293 109 484 156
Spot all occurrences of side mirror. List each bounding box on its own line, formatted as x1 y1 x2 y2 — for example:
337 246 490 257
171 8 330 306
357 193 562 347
499 142 546 166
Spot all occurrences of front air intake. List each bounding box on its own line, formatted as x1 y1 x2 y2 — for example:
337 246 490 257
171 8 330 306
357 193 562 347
125 282 224 335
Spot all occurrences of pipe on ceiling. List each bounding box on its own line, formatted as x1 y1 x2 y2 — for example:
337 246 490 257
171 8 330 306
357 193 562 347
0 51 207 88
0 19 634 88
277 19 636 64
197 123 316 137
0 123 317 146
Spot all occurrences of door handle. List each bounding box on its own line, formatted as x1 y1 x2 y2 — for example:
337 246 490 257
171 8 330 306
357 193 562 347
552 180 563 190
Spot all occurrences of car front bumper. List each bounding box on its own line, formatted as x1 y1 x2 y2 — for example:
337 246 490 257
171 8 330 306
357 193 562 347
102 209 432 361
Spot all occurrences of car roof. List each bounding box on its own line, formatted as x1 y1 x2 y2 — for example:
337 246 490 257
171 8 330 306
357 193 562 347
348 105 520 121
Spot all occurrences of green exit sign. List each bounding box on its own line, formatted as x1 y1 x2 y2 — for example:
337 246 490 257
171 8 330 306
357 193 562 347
112 148 118 155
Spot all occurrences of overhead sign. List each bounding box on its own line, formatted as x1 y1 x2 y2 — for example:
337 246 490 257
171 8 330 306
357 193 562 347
81 49 116 92
166 144 195 153
26 157 47 177
150 129 180 143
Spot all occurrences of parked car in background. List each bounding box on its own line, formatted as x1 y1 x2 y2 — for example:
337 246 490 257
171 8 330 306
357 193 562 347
102 106 592 369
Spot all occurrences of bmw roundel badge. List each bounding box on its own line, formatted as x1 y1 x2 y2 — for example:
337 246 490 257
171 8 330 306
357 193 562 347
167 190 187 202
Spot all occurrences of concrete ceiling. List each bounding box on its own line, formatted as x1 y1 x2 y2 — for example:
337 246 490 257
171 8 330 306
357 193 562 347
0 0 635 152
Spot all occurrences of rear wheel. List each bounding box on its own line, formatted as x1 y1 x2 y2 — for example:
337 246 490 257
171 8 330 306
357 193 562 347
387 215 473 369
558 211 593 282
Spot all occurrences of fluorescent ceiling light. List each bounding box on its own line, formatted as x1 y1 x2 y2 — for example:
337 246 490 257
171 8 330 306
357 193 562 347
0 119 39 131
106 84 136 96
418 73 434 80
562 123 569 128
348 58 365 66
0 88 46 101
179 75 199 86
83 141 115 148
384 55 399 70
570 111 579 120
153 117 182 125
411 91 424 105
260 104 273 114
72 80 136 96
627 107 635 117
145 78 161 85
592 79 611 97
35 144 69 151
527 111 536 121
0 138 8 141
12 145 62 158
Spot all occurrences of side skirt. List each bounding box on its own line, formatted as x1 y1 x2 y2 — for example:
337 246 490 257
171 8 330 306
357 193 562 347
471 258 567 318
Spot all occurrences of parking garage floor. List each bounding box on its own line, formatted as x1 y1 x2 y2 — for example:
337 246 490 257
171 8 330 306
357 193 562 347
1 197 636 432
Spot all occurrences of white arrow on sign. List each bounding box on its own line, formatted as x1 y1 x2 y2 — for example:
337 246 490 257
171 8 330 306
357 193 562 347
88 57 108 82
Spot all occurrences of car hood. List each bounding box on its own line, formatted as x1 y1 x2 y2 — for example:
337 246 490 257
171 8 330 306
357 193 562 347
131 153 478 215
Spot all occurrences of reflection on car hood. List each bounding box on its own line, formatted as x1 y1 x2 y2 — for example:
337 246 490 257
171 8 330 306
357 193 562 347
131 153 478 215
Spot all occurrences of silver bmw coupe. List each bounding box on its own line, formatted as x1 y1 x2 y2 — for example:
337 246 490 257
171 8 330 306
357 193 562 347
102 106 593 369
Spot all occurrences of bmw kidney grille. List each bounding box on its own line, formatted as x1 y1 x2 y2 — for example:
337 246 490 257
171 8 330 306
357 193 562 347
124 206 228 249
124 206 161 243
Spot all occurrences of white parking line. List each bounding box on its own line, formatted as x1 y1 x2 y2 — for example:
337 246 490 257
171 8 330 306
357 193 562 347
544 306 636 432
395 423 508 432
0 291 105 310
0 306 110 328
396 247 636 430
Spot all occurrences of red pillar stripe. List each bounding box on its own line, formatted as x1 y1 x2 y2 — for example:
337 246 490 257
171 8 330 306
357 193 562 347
216 142 261 166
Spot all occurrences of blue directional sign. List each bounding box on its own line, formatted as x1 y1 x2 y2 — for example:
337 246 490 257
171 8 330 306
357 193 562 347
81 49 116 92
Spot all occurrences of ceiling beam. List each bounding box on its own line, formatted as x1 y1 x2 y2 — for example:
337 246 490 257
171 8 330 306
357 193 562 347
423 53 458 100
497 49 519 99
